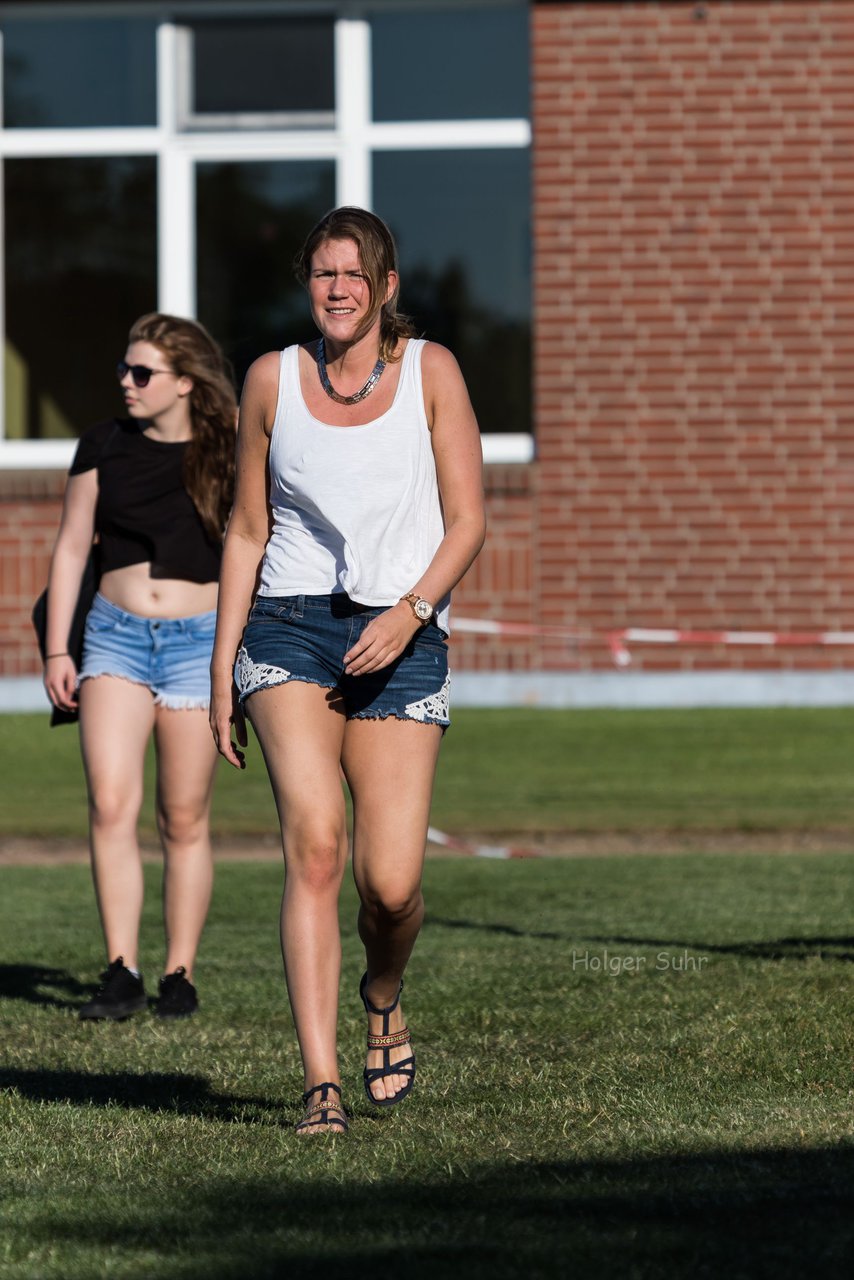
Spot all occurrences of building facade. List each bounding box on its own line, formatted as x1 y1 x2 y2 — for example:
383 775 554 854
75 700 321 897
1 0 853 683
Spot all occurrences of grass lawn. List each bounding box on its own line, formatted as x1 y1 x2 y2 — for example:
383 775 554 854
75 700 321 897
1 853 853 1279
2 707 853 1275
4 706 854 839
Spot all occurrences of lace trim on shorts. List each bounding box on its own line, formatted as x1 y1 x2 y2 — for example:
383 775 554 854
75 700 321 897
405 674 450 724
236 645 291 697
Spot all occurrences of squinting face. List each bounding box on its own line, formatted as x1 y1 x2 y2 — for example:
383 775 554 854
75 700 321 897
308 238 396 347
118 340 189 420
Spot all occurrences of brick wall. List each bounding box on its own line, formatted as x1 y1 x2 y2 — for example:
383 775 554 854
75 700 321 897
0 464 535 678
452 464 538 670
534 0 854 670
0 471 65 676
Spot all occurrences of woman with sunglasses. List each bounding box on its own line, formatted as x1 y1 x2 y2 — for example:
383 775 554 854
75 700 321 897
210 208 486 1135
43 313 236 1020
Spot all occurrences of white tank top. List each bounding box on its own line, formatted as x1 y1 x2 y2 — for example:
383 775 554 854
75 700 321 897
258 338 450 633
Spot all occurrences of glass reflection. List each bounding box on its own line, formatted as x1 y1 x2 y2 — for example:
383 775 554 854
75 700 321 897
2 18 156 128
4 158 157 440
189 17 334 117
371 4 529 123
196 161 336 385
373 149 531 434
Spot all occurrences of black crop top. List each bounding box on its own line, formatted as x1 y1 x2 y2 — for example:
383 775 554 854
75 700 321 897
69 418 222 584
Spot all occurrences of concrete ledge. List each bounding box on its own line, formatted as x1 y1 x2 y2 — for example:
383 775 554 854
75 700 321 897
7 671 854 712
1 678 49 712
450 671 854 708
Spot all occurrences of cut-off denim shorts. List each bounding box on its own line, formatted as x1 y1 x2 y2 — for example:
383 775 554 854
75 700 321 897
236 593 450 727
78 592 216 710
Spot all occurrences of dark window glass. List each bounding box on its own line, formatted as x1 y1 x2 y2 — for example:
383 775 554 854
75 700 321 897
196 161 336 385
4 158 157 440
2 19 156 128
371 5 528 122
189 18 334 117
373 149 530 434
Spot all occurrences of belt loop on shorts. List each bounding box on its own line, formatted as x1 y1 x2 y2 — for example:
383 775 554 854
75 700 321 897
294 595 305 619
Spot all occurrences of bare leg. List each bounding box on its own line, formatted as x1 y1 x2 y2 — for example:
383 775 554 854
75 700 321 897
153 705 220 980
343 717 443 1102
78 677 155 971
246 682 349 1129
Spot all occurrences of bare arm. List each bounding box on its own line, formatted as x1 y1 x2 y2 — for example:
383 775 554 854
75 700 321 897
343 342 486 675
43 470 98 712
209 352 279 768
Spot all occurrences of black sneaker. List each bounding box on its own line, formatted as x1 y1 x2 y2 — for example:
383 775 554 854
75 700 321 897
79 958 147 1021
156 967 198 1020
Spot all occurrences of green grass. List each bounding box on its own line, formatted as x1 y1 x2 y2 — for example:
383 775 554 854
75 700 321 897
2 707 854 1274
1 854 853 1278
4 707 854 839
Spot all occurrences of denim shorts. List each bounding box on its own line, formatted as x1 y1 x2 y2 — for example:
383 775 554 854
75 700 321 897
79 593 216 710
236 593 450 727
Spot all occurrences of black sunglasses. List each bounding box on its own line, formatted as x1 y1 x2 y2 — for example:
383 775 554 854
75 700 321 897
116 361 177 389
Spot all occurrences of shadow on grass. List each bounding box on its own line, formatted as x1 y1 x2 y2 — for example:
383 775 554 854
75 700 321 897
0 963 90 1008
424 914 563 941
17 1145 854 1279
425 921 854 962
0 1067 286 1125
424 919 854 962
584 936 854 963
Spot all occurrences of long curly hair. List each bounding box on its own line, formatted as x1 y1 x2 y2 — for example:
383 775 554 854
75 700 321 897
128 313 237 540
293 207 416 362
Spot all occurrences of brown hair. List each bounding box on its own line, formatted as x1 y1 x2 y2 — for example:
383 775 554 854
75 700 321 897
128 313 236 540
293 206 416 362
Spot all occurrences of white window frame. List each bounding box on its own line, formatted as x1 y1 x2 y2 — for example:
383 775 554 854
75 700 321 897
0 0 533 468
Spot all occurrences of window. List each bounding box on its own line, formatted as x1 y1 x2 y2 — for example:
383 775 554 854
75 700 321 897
197 161 336 381
371 5 529 122
2 17 156 128
178 16 335 128
4 157 156 440
374 149 531 435
0 1 530 462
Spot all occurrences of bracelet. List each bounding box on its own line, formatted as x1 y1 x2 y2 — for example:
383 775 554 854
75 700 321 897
45 652 70 660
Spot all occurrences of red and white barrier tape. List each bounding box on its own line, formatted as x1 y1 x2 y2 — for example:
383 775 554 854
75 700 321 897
455 615 854 668
609 627 854 668
427 826 539 860
454 616 583 642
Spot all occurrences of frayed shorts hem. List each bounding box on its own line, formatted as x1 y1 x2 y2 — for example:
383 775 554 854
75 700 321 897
78 670 210 711
155 694 210 711
349 706 447 731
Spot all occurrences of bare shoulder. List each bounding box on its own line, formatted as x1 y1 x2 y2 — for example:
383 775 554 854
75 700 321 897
421 340 474 415
242 350 281 397
420 340 464 383
239 351 282 437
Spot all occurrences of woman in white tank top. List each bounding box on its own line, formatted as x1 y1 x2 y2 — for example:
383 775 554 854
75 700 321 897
210 207 486 1136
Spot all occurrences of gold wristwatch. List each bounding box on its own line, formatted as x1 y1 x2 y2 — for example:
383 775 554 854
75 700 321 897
402 592 434 623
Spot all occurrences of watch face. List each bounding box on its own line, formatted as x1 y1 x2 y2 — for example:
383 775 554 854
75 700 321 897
414 598 433 621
